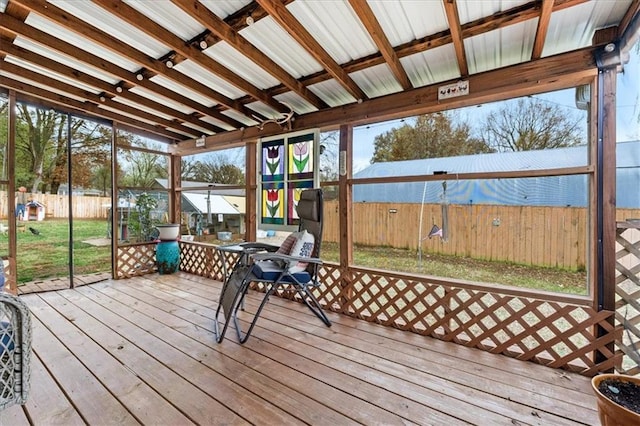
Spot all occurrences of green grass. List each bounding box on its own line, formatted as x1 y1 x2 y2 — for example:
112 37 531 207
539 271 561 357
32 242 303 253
0 219 111 284
321 242 587 295
1 219 586 294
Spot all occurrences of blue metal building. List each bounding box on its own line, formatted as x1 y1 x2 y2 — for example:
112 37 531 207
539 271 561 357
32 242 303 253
353 140 640 208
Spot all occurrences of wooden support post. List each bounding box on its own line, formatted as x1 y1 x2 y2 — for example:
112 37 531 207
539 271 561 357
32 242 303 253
7 91 17 294
338 124 353 312
593 34 619 368
245 141 257 242
170 154 181 224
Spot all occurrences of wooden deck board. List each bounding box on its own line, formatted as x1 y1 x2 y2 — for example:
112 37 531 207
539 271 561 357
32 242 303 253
3 272 599 425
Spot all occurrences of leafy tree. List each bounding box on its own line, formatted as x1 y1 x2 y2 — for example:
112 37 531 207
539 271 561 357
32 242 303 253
371 112 492 163
118 137 168 188
319 131 339 182
11 104 112 194
481 98 585 151
191 154 244 184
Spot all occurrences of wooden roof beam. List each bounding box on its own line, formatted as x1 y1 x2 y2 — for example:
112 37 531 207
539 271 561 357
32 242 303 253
10 0 249 127
443 0 469 77
261 0 586 99
91 0 287 116
170 0 327 111
348 0 412 90
532 0 555 60
0 59 203 138
2 75 184 141
256 0 368 103
0 12 244 130
0 40 225 134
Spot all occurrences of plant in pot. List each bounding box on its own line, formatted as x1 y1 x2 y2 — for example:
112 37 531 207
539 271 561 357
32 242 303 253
592 373 640 425
591 313 640 425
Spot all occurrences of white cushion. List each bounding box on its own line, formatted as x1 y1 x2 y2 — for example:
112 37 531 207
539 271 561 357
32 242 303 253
289 230 314 271
290 230 314 257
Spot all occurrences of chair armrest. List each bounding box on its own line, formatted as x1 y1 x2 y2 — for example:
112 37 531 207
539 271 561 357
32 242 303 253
251 252 323 265
217 242 279 253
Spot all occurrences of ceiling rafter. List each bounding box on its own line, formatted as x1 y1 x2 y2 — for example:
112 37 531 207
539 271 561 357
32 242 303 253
532 0 555 59
0 59 202 138
256 0 367 103
170 0 326 111
262 0 584 100
0 39 225 134
443 0 469 77
91 0 288 117
347 0 412 91
9 0 248 128
0 11 244 130
1 75 184 141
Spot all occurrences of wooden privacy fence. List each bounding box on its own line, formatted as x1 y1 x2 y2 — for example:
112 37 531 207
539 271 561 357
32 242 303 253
0 191 110 220
324 201 640 270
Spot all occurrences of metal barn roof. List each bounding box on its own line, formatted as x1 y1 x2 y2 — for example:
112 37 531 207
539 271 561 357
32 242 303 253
353 140 640 208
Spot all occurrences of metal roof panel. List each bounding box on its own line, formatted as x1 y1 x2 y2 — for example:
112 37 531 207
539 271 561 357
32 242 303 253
543 0 632 57
402 44 460 87
122 0 205 42
465 20 537 74
49 0 169 58
368 0 449 45
204 41 280 90
24 13 141 72
240 16 323 78
289 0 377 63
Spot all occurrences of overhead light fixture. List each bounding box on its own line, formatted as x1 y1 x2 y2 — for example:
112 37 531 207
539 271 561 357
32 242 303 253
136 73 144 81
199 40 208 50
166 60 174 69
99 94 106 102
115 85 123 93
604 42 616 53
246 16 254 26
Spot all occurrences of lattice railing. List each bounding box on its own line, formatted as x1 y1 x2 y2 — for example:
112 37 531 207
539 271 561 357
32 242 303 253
314 265 618 375
615 220 640 375
115 243 157 279
175 242 620 375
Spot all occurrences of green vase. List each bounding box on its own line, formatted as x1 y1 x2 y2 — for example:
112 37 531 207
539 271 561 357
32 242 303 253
156 240 179 274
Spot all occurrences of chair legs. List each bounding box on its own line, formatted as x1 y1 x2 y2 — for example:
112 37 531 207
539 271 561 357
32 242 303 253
224 279 331 344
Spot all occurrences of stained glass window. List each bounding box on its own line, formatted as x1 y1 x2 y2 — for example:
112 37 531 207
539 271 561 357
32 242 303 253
260 131 318 229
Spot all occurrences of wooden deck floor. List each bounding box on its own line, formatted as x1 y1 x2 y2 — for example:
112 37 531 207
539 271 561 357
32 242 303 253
1 272 598 425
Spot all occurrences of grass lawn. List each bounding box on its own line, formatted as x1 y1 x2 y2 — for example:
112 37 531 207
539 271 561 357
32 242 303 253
1 219 112 284
1 219 586 294
321 242 587 295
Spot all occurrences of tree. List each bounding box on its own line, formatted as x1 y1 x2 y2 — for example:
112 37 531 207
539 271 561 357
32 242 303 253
482 98 585 151
370 112 492 163
13 105 112 194
191 154 244 184
319 130 339 182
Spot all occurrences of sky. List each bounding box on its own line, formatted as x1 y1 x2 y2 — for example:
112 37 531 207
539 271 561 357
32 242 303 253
351 45 640 173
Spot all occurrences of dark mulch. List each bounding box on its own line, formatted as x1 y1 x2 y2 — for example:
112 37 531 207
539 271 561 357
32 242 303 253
599 378 640 414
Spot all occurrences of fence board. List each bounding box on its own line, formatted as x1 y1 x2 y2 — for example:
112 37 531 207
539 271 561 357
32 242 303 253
324 201 640 270
0 191 110 220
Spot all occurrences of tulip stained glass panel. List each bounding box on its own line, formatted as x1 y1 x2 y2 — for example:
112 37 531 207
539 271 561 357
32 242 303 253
260 131 318 228
288 134 314 180
261 182 284 225
262 139 284 182
287 180 314 225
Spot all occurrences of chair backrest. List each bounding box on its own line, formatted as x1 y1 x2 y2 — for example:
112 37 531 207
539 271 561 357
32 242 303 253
296 188 323 262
